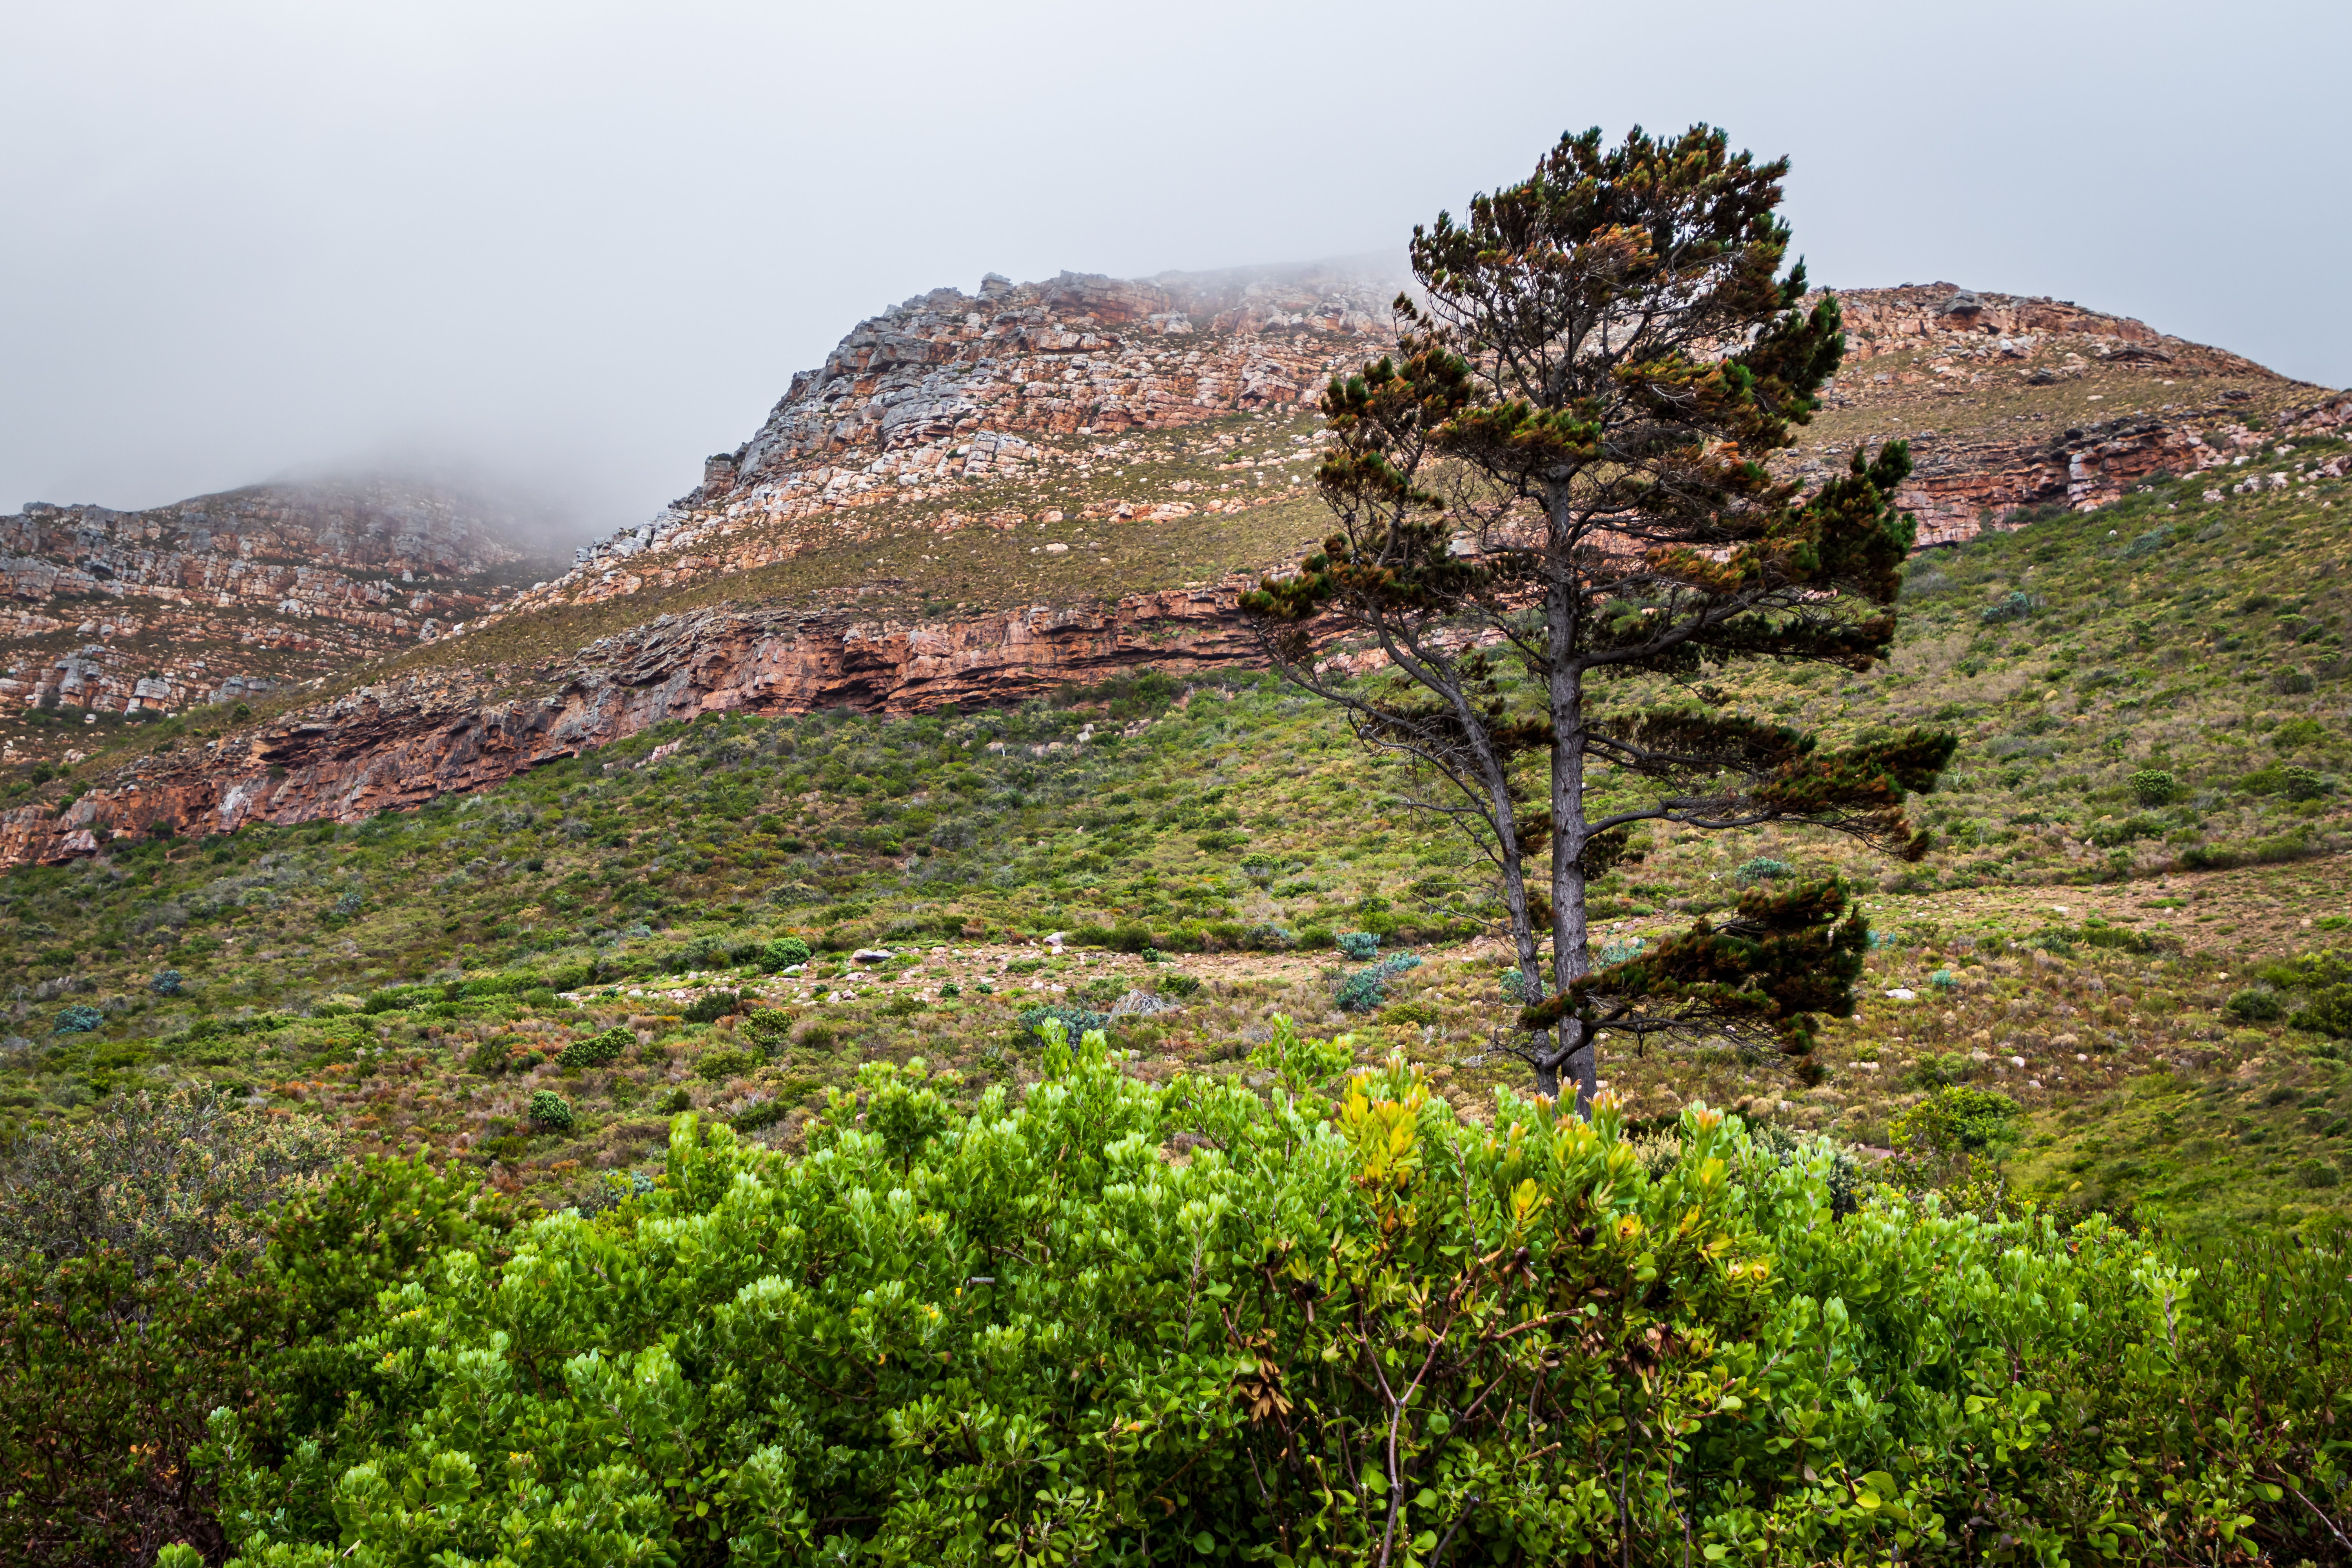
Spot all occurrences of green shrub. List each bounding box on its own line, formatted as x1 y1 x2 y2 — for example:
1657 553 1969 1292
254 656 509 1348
465 1038 528 1075
1018 1002 1108 1043
361 985 437 1014
1979 589 2036 623
2293 1157 2342 1189
0 1086 343 1272
654 1087 692 1114
695 1049 756 1082
1891 1084 2020 1154
766 936 812 969
0 1153 508 1566
181 1043 2352 1567
149 969 185 998
2127 768 2179 806
2225 988 2285 1023
2292 986 2352 1039
1161 974 1202 998
683 990 740 1024
1335 930 1381 960
1593 935 1647 968
2077 922 2161 955
558 1026 634 1069
742 1009 795 1048
2085 811 2165 848
2284 766 2333 801
1732 855 1793 886
2273 717 2328 748
1335 950 1421 1014
526 1090 574 1132
797 1021 839 1052
732 1098 789 1133
52 1004 102 1034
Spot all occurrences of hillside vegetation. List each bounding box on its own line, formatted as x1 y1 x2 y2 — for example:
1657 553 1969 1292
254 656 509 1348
0 428 2348 1243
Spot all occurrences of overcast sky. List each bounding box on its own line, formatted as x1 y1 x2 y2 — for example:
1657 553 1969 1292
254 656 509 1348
4 0 2344 541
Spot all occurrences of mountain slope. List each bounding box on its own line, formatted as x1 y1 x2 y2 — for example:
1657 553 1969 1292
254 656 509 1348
0 475 572 771
2 271 2344 874
5 432 2352 1240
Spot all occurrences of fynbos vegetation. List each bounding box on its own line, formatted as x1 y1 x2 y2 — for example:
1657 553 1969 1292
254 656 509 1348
5 117 2352 1564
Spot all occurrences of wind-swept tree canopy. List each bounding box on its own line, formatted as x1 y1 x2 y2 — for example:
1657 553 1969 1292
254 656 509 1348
1245 123 1954 1108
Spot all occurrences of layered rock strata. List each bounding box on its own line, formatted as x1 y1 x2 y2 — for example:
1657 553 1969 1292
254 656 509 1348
1803 284 2325 543
0 578 1290 866
500 263 1404 618
0 477 568 726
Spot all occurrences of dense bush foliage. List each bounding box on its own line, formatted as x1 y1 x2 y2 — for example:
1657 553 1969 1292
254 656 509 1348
0 1024 2321 1565
0 1156 515 1565
558 1024 634 1068
0 1087 342 1274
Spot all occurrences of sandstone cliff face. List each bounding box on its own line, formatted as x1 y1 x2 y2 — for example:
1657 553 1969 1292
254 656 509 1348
0 577 1285 866
0 477 571 760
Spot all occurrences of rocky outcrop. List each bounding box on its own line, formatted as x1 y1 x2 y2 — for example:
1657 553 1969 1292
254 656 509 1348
1789 411 2305 547
504 262 1404 616
1830 283 2174 356
1793 284 2327 545
0 579 1290 866
0 477 571 729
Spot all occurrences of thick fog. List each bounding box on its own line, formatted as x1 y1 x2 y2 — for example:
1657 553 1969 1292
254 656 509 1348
4 0 2343 543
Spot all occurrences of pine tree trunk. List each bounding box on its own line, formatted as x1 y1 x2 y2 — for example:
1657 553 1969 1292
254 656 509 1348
1546 496 1596 1116
1568 1029 1598 1118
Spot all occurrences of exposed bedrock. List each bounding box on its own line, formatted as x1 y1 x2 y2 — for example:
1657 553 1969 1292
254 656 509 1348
0 581 1282 867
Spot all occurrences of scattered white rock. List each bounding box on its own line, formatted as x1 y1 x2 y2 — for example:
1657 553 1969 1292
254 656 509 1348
1885 988 1917 1001
852 948 894 963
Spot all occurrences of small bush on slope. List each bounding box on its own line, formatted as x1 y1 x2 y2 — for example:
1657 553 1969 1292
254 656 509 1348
186 1023 2352 1566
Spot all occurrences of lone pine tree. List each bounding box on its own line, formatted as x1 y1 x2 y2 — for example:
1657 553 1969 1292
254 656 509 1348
1245 124 1954 1111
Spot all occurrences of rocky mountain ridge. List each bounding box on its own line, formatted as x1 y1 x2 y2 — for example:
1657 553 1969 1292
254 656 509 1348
494 261 1403 619
5 267 2344 869
0 476 571 765
0 579 1281 866
1808 283 2325 542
